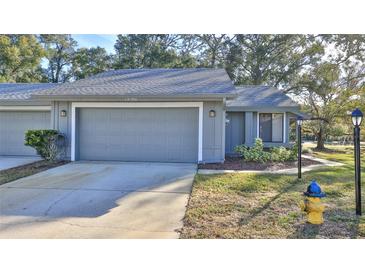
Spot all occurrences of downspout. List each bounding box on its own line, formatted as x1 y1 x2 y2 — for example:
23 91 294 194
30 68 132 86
222 97 227 162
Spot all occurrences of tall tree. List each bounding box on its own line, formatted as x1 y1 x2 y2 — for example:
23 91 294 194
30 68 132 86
225 34 324 87
0 35 45 82
40 34 77 83
113 34 197 68
71 47 112 80
291 35 365 149
193 34 233 68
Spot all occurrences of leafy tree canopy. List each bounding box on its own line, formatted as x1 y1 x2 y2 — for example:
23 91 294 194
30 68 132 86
40 34 78 83
72 47 113 80
0 35 45 82
113 34 197 69
225 34 324 87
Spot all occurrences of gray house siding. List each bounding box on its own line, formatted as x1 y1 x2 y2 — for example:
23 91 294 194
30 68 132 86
51 101 72 158
51 100 225 163
202 101 224 163
225 110 293 151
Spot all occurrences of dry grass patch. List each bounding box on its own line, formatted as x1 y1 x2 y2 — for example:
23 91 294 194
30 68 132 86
181 145 365 239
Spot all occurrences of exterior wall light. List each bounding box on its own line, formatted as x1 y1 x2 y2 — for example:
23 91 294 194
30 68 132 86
209 110 216 118
60 110 67 117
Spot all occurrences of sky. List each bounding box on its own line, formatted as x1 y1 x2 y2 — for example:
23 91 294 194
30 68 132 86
72 34 118 53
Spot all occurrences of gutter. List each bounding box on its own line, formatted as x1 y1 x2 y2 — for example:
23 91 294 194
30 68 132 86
30 93 238 101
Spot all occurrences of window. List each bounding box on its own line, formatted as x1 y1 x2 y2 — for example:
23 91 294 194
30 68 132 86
259 113 283 142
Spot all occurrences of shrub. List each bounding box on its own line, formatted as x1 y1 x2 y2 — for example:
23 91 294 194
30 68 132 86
270 143 298 162
234 138 271 163
25 129 65 162
235 138 298 163
270 146 292 162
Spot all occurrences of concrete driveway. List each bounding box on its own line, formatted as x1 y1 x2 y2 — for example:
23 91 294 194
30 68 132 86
0 162 196 239
0 156 41 171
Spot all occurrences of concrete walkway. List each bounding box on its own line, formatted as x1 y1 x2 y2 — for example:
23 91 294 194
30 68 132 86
0 156 41 171
198 155 344 175
0 162 196 239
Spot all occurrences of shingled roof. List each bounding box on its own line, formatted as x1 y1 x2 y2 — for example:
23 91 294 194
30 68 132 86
0 83 57 100
33 68 236 98
226 85 298 108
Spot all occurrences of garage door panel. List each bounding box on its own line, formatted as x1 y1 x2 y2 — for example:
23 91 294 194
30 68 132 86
0 111 51 156
78 108 199 162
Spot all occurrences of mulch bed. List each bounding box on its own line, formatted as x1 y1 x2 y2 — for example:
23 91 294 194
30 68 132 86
198 156 320 171
0 160 69 186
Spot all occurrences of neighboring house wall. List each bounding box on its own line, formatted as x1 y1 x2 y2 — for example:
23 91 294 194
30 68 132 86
0 109 51 156
51 100 225 163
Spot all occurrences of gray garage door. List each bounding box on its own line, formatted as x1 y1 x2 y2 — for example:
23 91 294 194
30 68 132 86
77 108 199 162
0 111 51 156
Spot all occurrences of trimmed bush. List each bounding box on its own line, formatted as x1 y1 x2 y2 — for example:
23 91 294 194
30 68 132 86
234 138 271 163
25 129 65 162
234 138 298 163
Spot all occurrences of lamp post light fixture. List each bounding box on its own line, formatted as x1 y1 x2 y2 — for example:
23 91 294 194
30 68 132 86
351 108 363 215
297 116 303 179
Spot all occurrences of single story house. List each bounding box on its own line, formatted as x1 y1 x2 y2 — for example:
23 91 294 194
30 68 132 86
0 68 300 163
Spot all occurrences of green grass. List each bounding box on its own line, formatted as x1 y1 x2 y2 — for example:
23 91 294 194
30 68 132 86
180 144 365 238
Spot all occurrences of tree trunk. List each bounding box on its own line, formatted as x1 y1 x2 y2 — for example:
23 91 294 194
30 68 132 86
316 127 325 150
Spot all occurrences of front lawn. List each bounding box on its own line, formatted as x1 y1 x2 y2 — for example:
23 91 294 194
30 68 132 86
180 144 365 238
0 160 68 186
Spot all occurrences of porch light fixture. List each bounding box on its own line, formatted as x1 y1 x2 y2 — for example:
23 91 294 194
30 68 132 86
60 110 67 117
209 110 216 118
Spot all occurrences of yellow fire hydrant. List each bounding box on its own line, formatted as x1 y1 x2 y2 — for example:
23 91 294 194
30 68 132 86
300 180 326 225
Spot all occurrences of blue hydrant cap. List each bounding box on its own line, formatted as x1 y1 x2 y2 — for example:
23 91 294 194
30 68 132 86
304 180 326 197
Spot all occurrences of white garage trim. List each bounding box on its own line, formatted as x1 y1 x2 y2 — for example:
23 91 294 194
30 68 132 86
0 106 51 111
71 102 204 162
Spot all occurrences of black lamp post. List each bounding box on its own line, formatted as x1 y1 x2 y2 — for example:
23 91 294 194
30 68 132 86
351 108 363 216
297 116 303 179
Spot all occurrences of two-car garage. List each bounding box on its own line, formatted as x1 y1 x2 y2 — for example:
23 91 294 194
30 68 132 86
0 109 51 156
73 104 202 163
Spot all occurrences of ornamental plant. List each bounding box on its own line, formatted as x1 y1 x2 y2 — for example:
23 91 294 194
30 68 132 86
234 138 271 163
25 129 65 162
235 138 298 163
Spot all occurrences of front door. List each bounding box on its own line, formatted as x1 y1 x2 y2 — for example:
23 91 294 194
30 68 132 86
225 112 245 154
